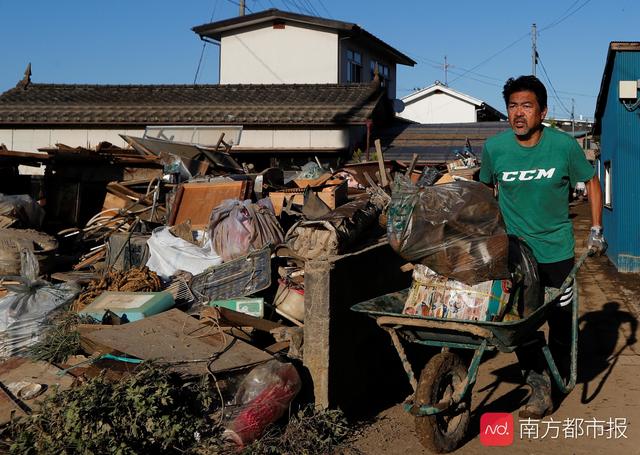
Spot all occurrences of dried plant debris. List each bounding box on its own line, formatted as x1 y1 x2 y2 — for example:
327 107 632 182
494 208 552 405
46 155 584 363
0 364 219 455
0 365 355 455
237 406 352 455
27 311 88 364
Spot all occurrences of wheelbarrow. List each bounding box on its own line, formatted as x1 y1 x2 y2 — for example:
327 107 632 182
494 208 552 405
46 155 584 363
350 250 591 453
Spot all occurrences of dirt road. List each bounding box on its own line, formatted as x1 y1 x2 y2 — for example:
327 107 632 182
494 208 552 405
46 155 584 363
350 202 640 454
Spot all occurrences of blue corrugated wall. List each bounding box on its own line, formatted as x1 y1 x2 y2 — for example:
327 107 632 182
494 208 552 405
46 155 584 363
600 51 640 273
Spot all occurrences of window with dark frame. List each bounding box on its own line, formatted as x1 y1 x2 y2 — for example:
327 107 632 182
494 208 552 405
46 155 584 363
346 50 362 83
370 60 390 87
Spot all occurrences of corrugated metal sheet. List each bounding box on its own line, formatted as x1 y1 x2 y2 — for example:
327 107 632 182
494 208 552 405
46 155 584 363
598 49 640 272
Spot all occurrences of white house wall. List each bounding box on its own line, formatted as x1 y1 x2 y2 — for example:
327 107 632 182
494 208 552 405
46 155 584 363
238 128 349 149
0 127 351 153
220 24 338 84
399 92 477 124
0 128 145 152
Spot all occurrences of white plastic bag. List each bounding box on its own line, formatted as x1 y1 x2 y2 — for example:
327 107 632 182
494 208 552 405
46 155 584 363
146 226 223 279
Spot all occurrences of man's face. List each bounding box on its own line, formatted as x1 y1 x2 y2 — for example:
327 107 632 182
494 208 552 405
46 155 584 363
507 90 547 137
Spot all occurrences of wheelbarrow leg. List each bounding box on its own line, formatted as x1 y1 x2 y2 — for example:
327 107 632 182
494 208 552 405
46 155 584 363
383 326 418 392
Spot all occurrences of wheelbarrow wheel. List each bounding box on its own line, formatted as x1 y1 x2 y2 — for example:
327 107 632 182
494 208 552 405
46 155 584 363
414 352 470 453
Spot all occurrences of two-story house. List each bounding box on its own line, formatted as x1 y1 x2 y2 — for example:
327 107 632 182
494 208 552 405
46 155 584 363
192 8 415 100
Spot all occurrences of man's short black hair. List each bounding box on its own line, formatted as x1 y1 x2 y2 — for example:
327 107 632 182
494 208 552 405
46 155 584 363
502 75 548 111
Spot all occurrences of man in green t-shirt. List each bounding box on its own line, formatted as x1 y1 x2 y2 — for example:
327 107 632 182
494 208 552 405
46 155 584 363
480 75 605 419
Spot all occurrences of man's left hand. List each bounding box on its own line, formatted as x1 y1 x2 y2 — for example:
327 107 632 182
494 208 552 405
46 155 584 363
587 226 607 255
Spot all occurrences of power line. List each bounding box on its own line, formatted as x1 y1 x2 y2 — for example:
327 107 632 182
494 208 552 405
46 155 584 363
413 54 506 84
316 0 332 17
449 32 530 84
293 0 313 15
301 0 320 16
537 51 572 116
281 0 299 12
194 0 220 84
252 0 267 10
539 0 593 32
223 0 253 13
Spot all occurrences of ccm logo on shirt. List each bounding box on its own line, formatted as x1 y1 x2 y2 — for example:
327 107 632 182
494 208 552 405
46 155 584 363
501 168 555 182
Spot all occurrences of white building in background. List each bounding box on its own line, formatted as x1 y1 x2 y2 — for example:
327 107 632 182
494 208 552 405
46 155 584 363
398 82 506 124
192 8 416 100
0 9 415 156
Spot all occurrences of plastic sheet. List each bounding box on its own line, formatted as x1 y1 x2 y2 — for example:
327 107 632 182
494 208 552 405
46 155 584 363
292 162 324 181
209 198 284 263
0 194 45 228
505 236 542 320
0 250 80 358
387 175 509 285
285 195 380 259
223 360 301 446
146 226 222 279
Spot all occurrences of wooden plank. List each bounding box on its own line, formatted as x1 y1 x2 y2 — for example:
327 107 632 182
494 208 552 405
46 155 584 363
216 307 284 333
268 181 347 216
80 309 272 375
405 153 419 177
169 181 249 230
374 139 387 187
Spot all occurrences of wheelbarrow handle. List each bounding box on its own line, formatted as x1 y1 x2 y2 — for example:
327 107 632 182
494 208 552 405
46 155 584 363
545 248 594 303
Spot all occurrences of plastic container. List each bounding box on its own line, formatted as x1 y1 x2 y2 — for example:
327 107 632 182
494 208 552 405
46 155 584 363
273 279 304 322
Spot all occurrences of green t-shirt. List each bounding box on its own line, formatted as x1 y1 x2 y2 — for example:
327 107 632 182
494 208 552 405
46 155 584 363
479 126 595 264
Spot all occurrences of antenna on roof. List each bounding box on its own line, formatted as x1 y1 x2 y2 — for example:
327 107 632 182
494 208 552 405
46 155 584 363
18 63 31 89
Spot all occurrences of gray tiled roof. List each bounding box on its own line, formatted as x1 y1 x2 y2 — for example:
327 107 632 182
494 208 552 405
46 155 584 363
378 121 511 163
0 82 383 126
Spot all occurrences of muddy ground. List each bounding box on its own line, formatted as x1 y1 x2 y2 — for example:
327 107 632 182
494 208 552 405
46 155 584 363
349 202 640 454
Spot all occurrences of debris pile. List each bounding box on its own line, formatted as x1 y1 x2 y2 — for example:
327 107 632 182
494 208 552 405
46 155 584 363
0 132 482 451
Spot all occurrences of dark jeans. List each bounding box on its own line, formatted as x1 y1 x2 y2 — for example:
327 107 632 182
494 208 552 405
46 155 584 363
516 257 575 382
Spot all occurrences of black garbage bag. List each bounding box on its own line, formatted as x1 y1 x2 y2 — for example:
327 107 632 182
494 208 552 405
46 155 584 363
387 175 509 285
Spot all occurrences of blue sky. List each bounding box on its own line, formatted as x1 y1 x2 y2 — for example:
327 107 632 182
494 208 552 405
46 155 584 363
1 0 637 121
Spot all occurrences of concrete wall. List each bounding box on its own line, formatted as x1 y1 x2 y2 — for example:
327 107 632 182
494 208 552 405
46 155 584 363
220 23 338 84
399 92 478 124
303 242 412 414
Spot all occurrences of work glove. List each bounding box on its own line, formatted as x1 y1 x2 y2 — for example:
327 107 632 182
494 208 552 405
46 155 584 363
587 226 607 255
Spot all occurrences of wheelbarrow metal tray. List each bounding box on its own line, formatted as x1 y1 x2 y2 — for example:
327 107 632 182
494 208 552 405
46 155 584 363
351 288 556 352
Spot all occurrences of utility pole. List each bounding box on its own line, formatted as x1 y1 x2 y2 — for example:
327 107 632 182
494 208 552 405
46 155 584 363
239 0 245 16
443 56 452 86
531 23 537 76
571 98 575 136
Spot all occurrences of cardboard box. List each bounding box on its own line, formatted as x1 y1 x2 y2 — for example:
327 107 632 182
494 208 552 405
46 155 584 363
79 291 175 322
269 180 347 216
